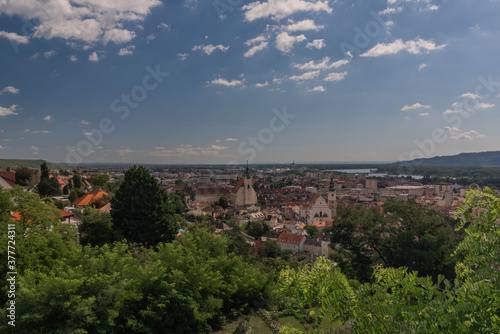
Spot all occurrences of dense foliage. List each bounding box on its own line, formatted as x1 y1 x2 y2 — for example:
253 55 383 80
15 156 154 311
1 179 498 333
329 199 462 282
279 186 500 333
111 165 183 246
1 227 272 333
90 174 110 188
13 168 33 187
79 207 115 246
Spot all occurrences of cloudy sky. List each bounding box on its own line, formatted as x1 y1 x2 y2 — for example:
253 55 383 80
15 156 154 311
0 0 500 165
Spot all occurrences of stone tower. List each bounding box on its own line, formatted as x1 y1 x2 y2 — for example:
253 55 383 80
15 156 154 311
327 178 337 218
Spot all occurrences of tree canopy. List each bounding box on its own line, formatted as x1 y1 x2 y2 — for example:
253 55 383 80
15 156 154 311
14 167 33 186
90 174 109 188
278 186 500 333
111 165 183 246
329 199 461 282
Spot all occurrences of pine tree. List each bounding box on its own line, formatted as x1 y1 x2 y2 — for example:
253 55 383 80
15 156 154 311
111 165 182 246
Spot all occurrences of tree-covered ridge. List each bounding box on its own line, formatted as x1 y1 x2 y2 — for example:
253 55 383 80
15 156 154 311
0 159 65 170
279 186 500 333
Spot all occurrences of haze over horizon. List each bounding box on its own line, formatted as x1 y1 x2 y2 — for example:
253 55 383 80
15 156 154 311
1 0 500 164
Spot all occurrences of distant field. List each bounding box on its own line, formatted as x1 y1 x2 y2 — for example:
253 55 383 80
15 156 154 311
0 159 65 170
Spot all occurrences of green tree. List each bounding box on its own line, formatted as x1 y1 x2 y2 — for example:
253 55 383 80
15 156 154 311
90 174 109 188
14 167 33 186
0 187 77 277
37 162 61 197
68 188 83 203
37 177 62 197
381 198 461 280
62 184 69 195
258 239 282 258
2 229 271 333
329 205 387 282
305 225 319 238
329 200 461 282
79 207 115 246
0 187 13 221
72 174 82 189
278 187 500 333
40 162 49 179
111 165 183 246
216 196 229 209
245 221 270 240
189 188 196 201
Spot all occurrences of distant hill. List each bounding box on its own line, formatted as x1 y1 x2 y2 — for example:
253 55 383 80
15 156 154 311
405 151 500 167
0 159 65 170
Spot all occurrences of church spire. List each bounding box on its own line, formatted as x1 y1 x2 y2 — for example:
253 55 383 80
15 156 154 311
245 161 250 179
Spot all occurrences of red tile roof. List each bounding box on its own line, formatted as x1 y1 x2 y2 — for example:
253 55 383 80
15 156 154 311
73 189 109 207
277 232 304 245
0 172 16 187
312 219 333 229
99 202 112 213
56 178 67 186
232 177 245 194
58 209 75 218
12 209 69 222
309 194 320 206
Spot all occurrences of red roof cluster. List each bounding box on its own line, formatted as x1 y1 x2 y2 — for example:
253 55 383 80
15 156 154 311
277 232 304 244
73 189 109 207
0 171 16 187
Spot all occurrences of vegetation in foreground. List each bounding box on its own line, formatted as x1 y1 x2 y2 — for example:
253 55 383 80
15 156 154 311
0 164 499 333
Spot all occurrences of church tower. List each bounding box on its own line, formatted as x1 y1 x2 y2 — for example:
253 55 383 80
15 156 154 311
231 161 258 210
327 178 337 218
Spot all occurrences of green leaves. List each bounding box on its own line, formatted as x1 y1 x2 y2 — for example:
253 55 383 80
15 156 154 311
1 229 271 333
279 187 500 333
111 165 183 246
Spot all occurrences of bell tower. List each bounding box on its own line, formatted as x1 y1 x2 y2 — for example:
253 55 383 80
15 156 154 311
327 178 337 218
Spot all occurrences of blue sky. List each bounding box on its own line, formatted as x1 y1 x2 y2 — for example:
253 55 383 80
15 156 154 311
0 0 500 165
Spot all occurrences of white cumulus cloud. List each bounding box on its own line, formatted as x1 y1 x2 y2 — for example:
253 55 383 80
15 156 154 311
89 51 105 62
244 36 269 58
118 45 135 56
275 32 306 53
209 78 244 87
44 50 56 58
243 0 332 21
0 105 18 117
418 63 428 71
307 86 325 92
293 57 349 70
401 102 431 111
306 39 325 49
361 38 446 57
285 19 324 32
444 127 484 140
192 44 229 55
289 70 320 81
0 0 160 46
255 81 269 87
177 53 189 61
0 86 20 95
323 72 347 82
0 31 29 44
